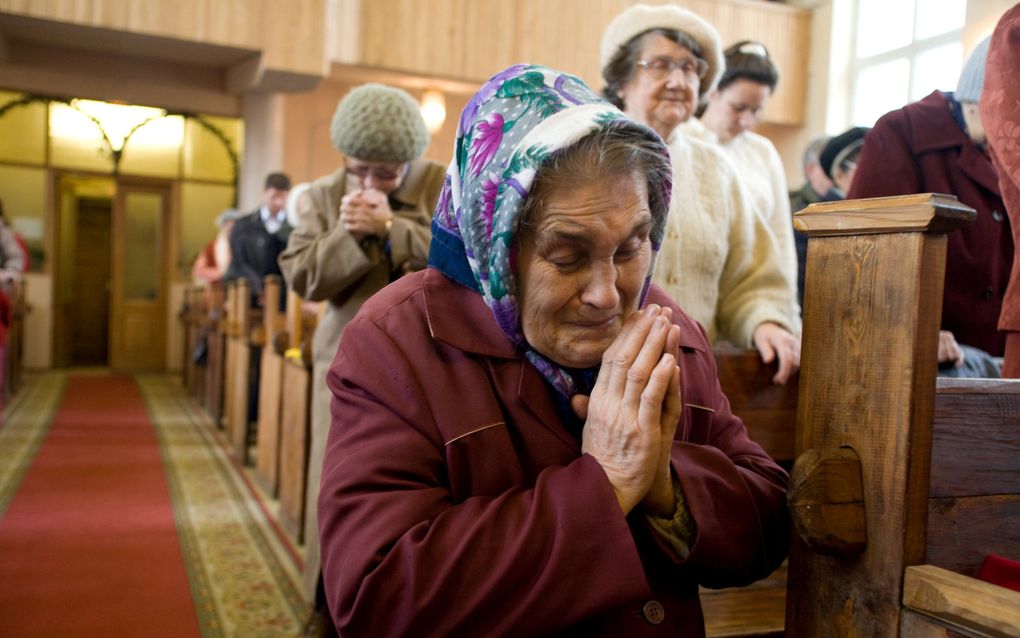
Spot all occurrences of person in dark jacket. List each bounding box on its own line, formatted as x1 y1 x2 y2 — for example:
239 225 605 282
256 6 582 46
223 172 292 309
789 135 838 305
848 37 1010 377
318 64 788 638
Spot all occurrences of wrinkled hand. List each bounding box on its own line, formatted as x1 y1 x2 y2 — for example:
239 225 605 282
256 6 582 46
339 188 393 241
577 305 682 516
938 330 965 368
752 322 801 385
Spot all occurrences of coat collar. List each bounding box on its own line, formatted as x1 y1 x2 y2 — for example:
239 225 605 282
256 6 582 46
902 91 1001 197
393 159 436 208
907 91 976 153
423 268 519 359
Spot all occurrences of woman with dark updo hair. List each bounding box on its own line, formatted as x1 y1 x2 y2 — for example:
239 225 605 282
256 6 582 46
681 41 797 324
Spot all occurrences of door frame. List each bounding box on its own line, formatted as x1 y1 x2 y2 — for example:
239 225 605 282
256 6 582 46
51 171 116 368
51 172 180 371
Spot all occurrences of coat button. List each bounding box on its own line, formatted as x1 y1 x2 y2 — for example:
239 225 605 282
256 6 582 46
642 600 665 625
981 287 995 300
668 230 679 240
992 210 1005 223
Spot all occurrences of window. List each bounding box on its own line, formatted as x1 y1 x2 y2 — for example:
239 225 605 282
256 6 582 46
850 0 966 126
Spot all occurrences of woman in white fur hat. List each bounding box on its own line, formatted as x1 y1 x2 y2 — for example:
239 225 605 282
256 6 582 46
601 4 801 384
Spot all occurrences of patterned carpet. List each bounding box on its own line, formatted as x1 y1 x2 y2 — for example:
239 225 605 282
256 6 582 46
0 372 307 637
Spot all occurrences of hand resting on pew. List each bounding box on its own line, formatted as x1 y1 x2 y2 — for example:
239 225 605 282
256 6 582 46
752 321 802 385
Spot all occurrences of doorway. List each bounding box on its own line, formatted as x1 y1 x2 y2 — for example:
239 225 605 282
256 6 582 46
70 197 112 365
54 174 171 370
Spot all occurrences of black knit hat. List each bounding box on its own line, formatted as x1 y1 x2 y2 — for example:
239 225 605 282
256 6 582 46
819 126 869 179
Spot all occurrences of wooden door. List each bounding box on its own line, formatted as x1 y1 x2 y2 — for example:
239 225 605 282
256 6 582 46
109 182 170 370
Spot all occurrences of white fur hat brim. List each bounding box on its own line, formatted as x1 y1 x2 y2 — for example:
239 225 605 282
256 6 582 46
600 3 724 95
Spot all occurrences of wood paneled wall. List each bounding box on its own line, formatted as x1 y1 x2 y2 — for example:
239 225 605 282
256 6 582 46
281 76 470 185
353 0 811 125
0 0 328 79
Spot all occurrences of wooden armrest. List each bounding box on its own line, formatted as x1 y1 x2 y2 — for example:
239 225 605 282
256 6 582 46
903 564 1020 638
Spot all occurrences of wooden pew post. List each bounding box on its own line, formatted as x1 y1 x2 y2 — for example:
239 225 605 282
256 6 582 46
228 278 253 463
5 279 27 398
785 194 975 637
255 275 286 494
205 282 226 427
279 289 315 542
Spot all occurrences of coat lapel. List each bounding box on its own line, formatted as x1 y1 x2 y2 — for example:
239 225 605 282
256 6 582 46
957 143 1003 196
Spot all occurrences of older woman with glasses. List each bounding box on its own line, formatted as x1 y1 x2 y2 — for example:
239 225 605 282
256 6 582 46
682 41 798 305
278 83 446 628
601 4 801 384
317 64 788 637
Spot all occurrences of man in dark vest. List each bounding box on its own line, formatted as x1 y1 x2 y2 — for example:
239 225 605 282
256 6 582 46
224 171 292 309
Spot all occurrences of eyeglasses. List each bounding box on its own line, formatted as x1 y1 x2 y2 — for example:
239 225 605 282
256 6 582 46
346 164 405 181
635 56 709 80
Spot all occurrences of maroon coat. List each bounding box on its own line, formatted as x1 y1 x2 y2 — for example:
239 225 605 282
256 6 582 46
848 91 1013 356
319 268 789 637
982 5 1020 365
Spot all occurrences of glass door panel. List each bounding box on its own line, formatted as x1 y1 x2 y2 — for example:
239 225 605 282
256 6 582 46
110 182 169 370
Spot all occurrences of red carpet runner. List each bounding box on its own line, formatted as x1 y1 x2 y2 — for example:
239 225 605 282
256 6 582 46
0 374 201 638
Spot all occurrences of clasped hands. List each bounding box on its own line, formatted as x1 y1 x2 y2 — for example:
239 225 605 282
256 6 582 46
339 188 393 242
575 304 682 518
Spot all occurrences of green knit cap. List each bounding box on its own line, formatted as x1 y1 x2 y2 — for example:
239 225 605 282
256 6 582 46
330 84 430 162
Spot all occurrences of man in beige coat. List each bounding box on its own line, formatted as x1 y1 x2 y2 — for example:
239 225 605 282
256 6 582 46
277 83 446 634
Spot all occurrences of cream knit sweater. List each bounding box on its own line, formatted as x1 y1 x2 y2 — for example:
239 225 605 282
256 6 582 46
680 118 799 304
653 131 801 346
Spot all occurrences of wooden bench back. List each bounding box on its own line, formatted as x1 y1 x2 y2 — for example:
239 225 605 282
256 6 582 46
255 275 288 495
786 194 1020 637
928 377 1020 578
714 345 797 463
277 287 320 542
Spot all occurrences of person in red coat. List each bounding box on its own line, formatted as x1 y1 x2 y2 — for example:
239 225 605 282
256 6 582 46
848 38 1011 376
982 5 1020 377
318 64 789 637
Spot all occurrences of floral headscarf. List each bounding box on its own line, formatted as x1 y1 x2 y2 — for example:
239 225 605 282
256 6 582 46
428 64 672 397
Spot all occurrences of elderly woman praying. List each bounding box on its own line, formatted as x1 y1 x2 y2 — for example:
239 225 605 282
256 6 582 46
317 64 789 637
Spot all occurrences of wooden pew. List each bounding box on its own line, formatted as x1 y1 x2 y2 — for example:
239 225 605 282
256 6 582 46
203 282 227 428
254 276 287 495
181 285 207 401
786 193 1020 637
224 279 263 463
3 279 27 399
278 289 317 543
